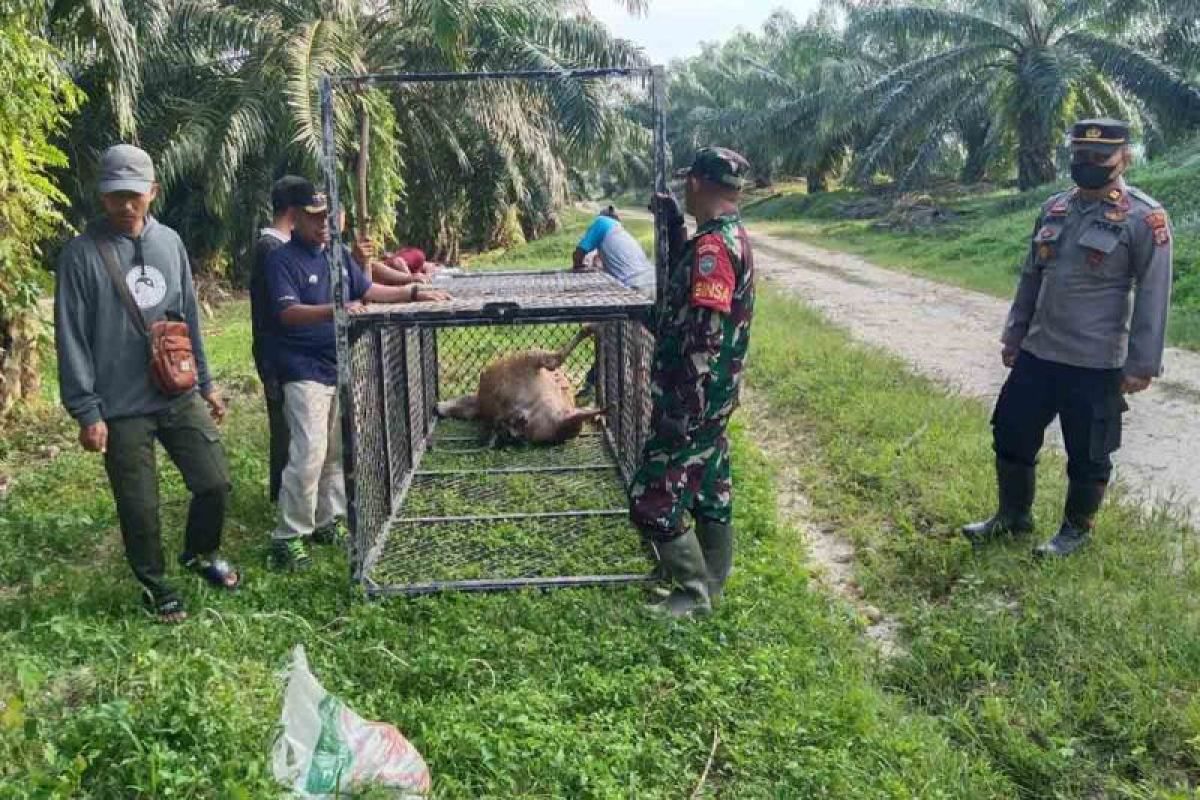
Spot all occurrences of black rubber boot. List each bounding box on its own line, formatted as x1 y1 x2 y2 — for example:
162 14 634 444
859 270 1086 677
645 531 712 619
1034 481 1106 559
962 458 1036 545
696 519 734 603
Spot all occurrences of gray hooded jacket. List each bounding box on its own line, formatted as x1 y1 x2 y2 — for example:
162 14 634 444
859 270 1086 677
54 217 212 426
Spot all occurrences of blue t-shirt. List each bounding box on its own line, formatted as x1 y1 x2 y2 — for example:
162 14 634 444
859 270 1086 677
577 215 655 295
266 240 371 386
578 215 620 253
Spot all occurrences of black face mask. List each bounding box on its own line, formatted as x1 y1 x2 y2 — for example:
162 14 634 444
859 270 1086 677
1071 162 1117 190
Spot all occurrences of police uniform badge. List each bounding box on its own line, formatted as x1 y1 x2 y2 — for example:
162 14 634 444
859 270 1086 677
697 253 717 276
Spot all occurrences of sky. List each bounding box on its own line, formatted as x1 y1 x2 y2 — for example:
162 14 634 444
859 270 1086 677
588 0 824 64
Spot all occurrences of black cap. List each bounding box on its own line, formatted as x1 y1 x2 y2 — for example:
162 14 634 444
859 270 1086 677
287 179 327 214
1070 118 1130 153
675 147 752 190
271 176 311 214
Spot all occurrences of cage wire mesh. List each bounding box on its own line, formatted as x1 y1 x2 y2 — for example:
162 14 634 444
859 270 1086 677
323 66 668 596
344 274 655 595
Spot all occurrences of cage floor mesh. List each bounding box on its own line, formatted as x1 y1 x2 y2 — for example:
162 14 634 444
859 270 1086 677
363 418 651 594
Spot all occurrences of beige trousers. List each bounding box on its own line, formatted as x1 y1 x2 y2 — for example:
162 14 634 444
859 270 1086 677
274 381 346 539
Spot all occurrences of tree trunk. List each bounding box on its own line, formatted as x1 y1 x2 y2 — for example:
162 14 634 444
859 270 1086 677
1016 111 1057 190
0 308 43 416
806 170 827 193
960 121 991 184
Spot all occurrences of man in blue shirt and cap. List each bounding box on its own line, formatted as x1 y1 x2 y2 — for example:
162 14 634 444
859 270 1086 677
265 185 451 570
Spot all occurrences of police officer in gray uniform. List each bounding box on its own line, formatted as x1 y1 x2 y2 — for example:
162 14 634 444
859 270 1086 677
964 119 1173 558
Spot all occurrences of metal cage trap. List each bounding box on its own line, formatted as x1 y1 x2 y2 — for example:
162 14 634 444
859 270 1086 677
318 67 671 596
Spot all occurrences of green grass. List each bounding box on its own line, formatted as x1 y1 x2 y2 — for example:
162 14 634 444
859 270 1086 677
745 150 1200 350
0 219 1011 796
748 288 1200 797
6 208 1196 797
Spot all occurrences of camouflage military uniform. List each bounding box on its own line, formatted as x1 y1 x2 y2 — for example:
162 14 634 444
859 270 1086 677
629 213 755 539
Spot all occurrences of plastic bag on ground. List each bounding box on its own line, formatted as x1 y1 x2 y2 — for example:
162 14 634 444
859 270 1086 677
272 645 431 798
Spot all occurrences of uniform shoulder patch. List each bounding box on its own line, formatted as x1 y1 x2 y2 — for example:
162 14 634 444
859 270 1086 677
1142 208 1171 245
1143 208 1171 247
1045 190 1073 215
691 233 735 313
1127 186 1162 209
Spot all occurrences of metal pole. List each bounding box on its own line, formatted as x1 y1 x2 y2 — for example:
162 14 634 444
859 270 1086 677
337 66 654 87
320 75 359 582
651 66 669 314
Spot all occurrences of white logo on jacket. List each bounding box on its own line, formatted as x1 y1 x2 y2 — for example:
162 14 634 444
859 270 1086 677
126 266 168 309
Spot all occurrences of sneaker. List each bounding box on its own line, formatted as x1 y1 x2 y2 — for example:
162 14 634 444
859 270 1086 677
311 518 348 546
270 538 312 571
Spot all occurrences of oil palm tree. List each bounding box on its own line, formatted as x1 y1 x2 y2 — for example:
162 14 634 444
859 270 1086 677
57 0 649 274
847 0 1200 189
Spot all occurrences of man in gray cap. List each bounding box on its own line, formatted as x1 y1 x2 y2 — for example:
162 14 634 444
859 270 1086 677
963 119 1173 558
54 144 240 623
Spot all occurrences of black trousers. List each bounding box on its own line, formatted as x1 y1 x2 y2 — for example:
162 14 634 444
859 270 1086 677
992 351 1127 484
263 375 290 503
104 393 231 601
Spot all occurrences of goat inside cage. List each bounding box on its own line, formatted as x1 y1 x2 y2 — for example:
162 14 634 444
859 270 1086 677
318 67 670 595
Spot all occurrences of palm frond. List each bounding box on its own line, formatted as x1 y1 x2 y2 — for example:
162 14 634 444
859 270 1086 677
1062 31 1200 122
849 6 1022 54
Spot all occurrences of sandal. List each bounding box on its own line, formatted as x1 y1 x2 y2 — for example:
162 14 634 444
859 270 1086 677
179 553 242 590
142 589 188 624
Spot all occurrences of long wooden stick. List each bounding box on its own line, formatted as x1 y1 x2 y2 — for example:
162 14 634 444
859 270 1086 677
356 102 372 279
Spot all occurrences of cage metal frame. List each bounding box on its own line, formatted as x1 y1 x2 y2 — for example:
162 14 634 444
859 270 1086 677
318 66 670 595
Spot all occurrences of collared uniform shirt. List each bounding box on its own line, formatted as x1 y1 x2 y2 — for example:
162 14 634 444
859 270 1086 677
1003 182 1173 377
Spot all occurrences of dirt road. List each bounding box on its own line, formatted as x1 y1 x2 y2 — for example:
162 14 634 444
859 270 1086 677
750 230 1200 518
615 205 1199 518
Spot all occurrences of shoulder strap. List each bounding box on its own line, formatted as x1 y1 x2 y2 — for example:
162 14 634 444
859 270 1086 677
1127 185 1162 209
92 234 148 337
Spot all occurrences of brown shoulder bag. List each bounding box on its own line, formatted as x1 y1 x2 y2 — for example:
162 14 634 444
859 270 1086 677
94 237 198 397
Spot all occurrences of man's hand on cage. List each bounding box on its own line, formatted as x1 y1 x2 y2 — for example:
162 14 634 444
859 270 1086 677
649 193 685 228
413 286 452 302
